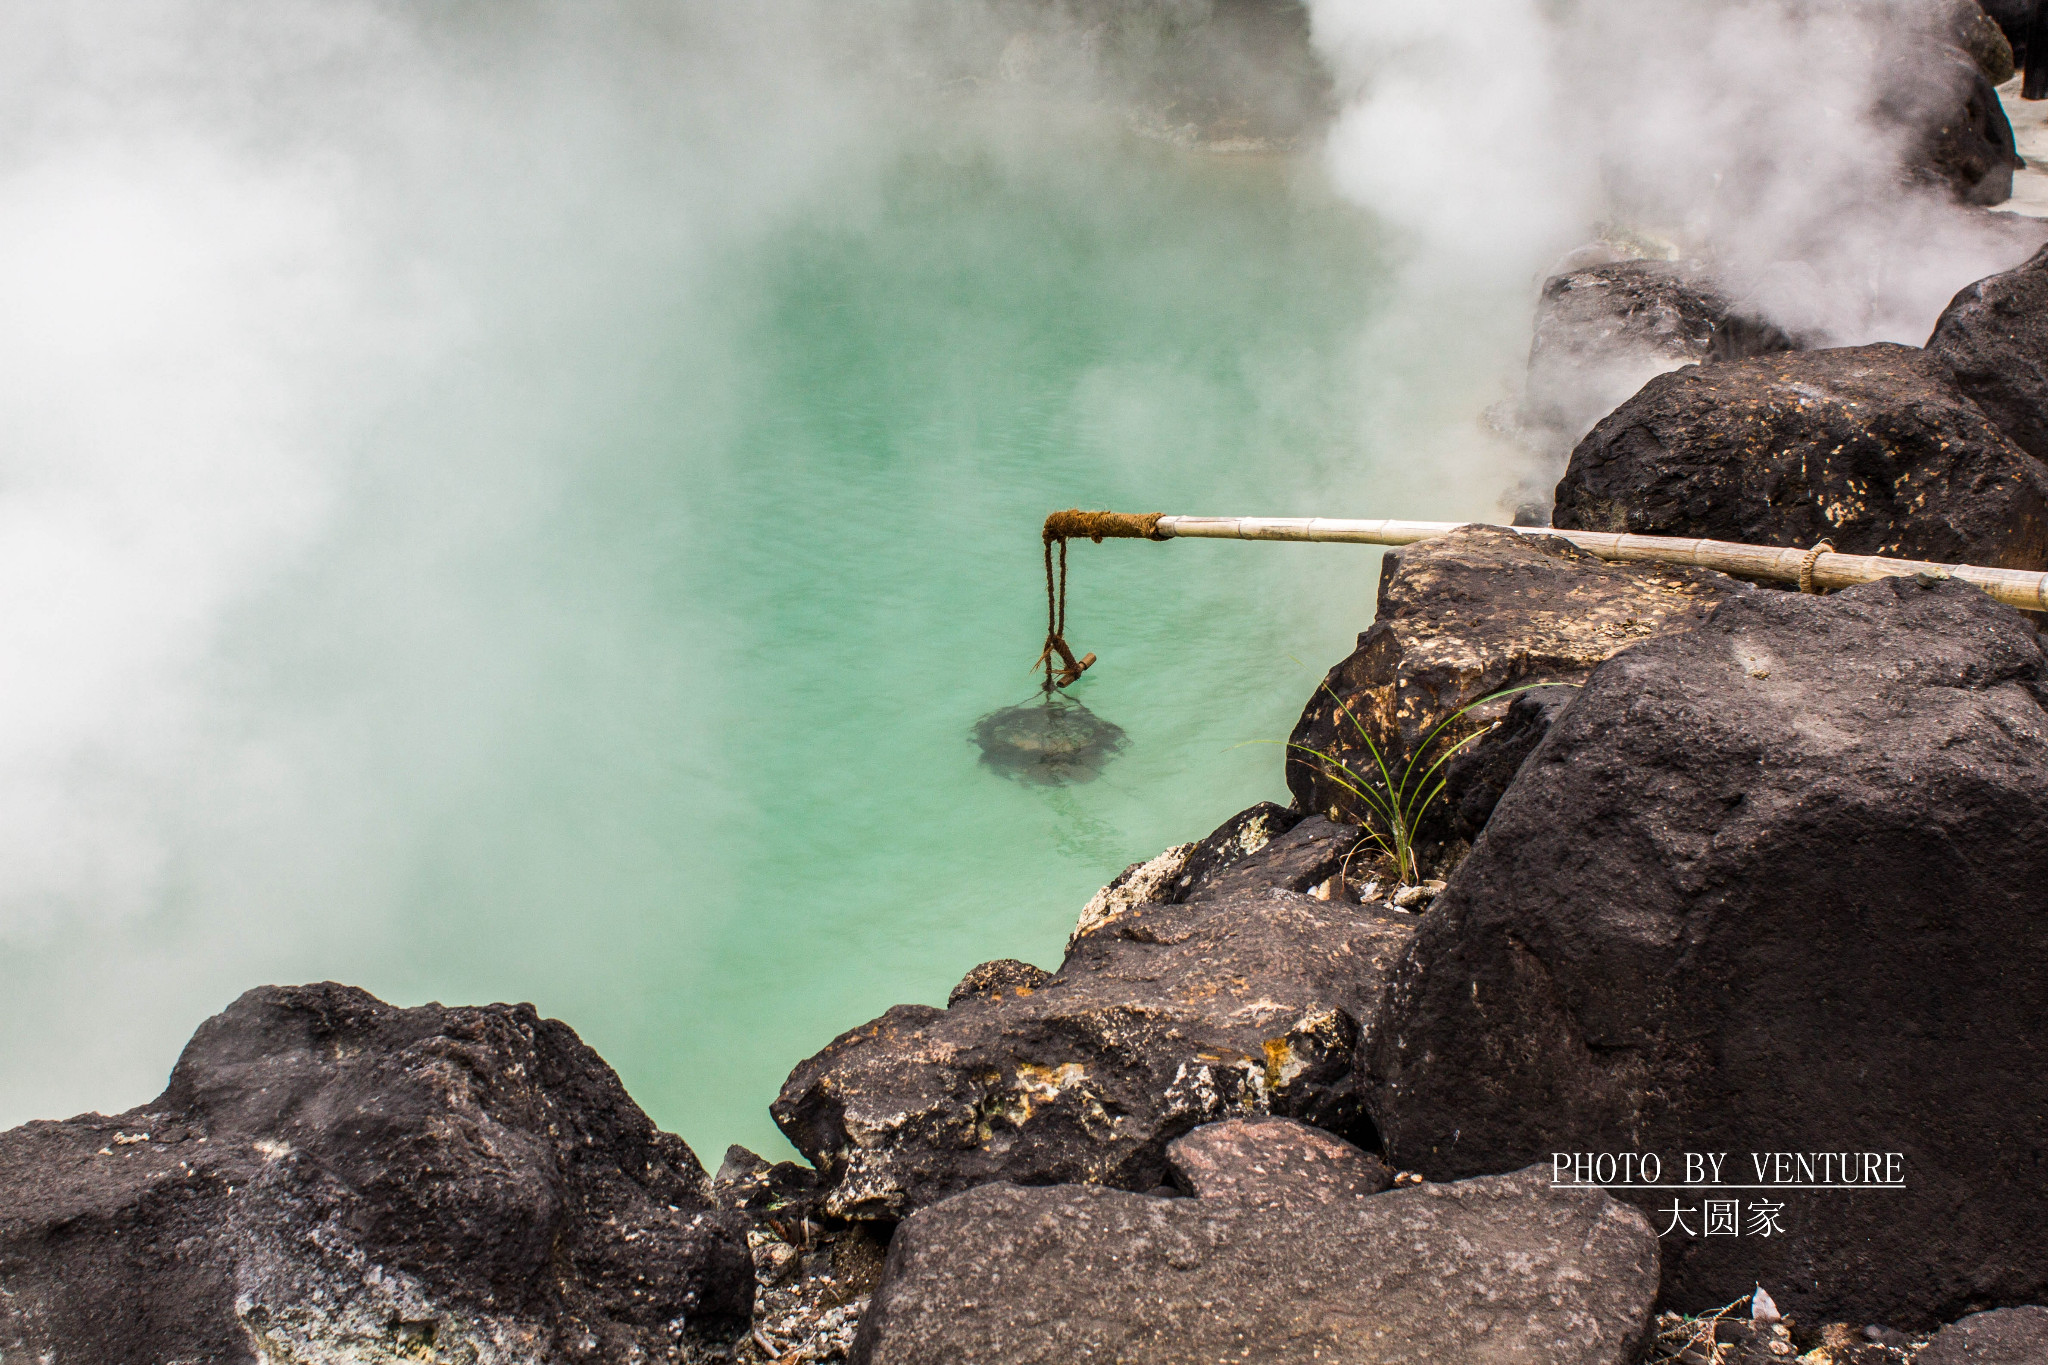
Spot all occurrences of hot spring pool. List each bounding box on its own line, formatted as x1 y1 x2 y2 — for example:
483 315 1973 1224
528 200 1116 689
0 3 1532 1162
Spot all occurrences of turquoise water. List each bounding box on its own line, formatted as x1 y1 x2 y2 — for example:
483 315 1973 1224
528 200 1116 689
0 10 1527 1164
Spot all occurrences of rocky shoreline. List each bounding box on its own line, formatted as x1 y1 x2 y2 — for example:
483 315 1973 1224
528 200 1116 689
12 3 2048 1363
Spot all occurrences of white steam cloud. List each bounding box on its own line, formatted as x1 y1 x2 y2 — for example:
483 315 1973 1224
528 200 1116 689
0 0 942 1124
10 0 2028 1135
1311 0 2046 481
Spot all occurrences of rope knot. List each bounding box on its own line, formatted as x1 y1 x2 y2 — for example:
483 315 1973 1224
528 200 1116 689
1798 540 1834 595
1043 509 1168 544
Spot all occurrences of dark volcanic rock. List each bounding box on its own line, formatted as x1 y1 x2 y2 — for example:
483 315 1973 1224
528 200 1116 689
1172 811 1361 902
1979 0 2032 56
1535 262 1801 369
1920 1305 2048 1363
1065 802 1333 943
0 983 751 1365
1526 260 1800 454
1441 683 1581 841
1893 53 2017 206
772 811 1414 1221
1368 576 2048 1328
1061 802 1296 945
1553 343 2048 569
1168 799 1305 900
1165 1116 1393 1205
1929 243 2048 464
1287 526 1748 842
713 1143 823 1217
847 1168 1660 1365
1948 0 2016 83
945 959 1052 1007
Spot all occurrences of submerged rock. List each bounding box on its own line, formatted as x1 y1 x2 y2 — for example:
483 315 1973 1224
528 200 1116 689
771 807 1412 1221
848 1169 1661 1365
1553 343 2048 569
1927 242 2048 464
1369 576 2048 1327
0 983 752 1364
1287 526 1747 846
970 694 1127 785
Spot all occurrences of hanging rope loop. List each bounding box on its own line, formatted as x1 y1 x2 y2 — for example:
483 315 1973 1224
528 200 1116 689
1029 515 1139 690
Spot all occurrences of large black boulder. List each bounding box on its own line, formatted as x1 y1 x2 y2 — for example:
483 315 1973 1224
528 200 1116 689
1525 260 1801 457
847 1168 1661 1365
1368 576 2048 1328
1553 343 2048 569
1288 526 1748 852
1946 0 2017 83
1440 683 1581 841
1892 51 2018 206
0 983 752 1364
1929 242 2048 464
772 808 1415 1221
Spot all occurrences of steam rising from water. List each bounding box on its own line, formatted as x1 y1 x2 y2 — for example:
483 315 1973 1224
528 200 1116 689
0 0 943 1122
0 0 1404 1153
1311 0 2047 468
7 0 2034 1152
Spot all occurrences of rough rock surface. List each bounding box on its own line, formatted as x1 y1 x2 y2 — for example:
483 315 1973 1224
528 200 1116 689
1164 1115 1393 1204
848 1168 1661 1365
1441 683 1581 841
1368 576 2048 1328
713 1144 823 1217
1064 800 1301 945
737 1222 884 1365
1949 0 2017 83
1978 0 2032 59
1525 260 1801 456
944 959 1052 1007
1928 242 2048 464
1949 0 2015 83
0 983 752 1365
1893 53 2017 205
1287 526 1748 841
772 809 1415 1221
1553 343 2048 569
1919 1306 2048 1363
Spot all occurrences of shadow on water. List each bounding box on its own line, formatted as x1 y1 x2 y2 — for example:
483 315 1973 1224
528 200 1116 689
972 692 1129 786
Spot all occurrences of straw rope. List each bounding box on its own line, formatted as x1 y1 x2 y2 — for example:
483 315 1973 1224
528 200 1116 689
1797 540 1833 595
1043 509 1169 543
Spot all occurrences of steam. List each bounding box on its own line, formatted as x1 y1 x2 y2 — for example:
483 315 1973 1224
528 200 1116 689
11 0 2025 1141
0 0 1365 1143
1310 0 2048 479
0 0 955 1125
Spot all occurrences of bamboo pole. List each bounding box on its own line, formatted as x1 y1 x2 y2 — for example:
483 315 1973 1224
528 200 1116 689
1074 514 2048 614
